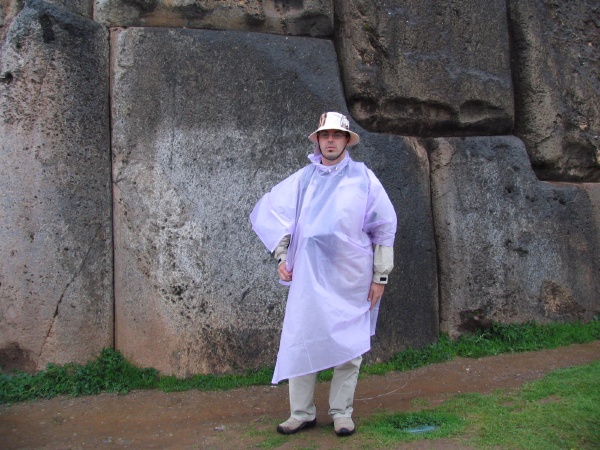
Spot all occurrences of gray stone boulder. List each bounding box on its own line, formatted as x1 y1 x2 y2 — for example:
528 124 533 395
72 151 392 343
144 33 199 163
508 0 600 181
0 0 22 42
353 136 439 361
334 0 514 137
95 0 333 37
1 0 92 30
111 27 437 376
429 136 600 336
45 0 92 18
0 0 111 371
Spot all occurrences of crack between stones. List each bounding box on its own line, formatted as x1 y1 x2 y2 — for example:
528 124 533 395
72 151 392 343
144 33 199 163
38 224 102 362
422 138 445 335
31 48 52 119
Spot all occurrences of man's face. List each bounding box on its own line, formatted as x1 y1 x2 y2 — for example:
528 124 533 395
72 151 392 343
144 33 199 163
318 129 350 166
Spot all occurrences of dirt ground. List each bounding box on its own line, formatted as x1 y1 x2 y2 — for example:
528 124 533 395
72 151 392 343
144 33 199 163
1 341 599 450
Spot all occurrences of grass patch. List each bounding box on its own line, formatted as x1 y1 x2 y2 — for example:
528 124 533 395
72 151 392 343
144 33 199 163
356 361 600 448
361 318 600 376
448 361 600 449
157 365 273 393
1 318 599 404
360 410 465 445
255 434 289 449
0 348 157 403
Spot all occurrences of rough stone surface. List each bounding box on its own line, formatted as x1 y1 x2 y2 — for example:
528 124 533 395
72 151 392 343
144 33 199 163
0 0 92 32
353 136 439 362
111 27 437 376
334 0 514 137
429 136 600 336
0 0 22 42
508 0 600 182
45 0 92 18
0 0 112 371
95 0 333 37
2 0 597 377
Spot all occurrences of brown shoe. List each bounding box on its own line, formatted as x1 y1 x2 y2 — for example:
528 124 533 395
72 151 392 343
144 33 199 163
334 417 355 436
276 417 317 435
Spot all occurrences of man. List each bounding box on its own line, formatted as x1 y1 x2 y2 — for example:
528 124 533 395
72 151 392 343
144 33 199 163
250 112 397 436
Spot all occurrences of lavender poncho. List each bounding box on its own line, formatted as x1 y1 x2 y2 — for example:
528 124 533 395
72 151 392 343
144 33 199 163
250 153 397 384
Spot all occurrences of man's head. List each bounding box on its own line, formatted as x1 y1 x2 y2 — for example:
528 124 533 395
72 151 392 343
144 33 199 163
308 112 360 166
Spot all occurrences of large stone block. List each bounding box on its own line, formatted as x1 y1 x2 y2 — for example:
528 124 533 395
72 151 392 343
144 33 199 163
112 28 438 376
430 136 600 336
0 0 112 371
334 0 514 136
95 0 333 37
44 0 93 18
508 0 600 181
0 0 22 41
0 0 91 31
353 136 439 361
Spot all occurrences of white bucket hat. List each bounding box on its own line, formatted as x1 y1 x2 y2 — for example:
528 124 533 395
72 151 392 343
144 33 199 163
308 112 360 146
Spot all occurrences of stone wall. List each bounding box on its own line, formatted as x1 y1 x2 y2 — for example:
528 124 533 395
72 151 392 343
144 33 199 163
1 0 598 375
429 136 599 335
95 0 333 36
110 28 437 375
0 0 111 371
508 0 600 181
334 0 514 137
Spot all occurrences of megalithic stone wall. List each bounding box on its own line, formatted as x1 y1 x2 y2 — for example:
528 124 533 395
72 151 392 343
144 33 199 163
334 0 514 137
430 136 600 335
0 0 112 371
1 0 599 375
111 28 438 376
508 0 600 182
94 0 334 36
352 136 439 361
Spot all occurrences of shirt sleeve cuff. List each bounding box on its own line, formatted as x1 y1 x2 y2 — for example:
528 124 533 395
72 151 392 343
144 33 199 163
273 235 291 264
372 273 389 284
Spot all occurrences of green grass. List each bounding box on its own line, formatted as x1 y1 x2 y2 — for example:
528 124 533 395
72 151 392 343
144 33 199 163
0 348 158 403
360 410 466 445
357 361 600 449
156 365 273 393
1 318 599 404
362 318 600 376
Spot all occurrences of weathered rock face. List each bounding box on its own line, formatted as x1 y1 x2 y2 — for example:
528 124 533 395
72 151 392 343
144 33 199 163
1 0 599 376
111 27 438 376
95 0 333 36
508 0 600 182
0 0 112 371
352 136 439 361
1 0 91 37
334 0 514 137
0 0 21 41
45 0 92 18
430 136 600 336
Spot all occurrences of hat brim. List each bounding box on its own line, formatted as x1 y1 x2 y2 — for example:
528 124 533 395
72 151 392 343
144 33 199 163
308 127 360 146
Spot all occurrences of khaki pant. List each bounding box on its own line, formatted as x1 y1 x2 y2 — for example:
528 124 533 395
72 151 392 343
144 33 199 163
289 356 362 421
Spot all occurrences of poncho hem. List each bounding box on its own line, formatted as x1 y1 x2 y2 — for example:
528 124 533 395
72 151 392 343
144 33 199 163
271 345 371 385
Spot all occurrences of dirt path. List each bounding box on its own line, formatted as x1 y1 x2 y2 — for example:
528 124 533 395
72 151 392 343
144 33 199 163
1 341 599 449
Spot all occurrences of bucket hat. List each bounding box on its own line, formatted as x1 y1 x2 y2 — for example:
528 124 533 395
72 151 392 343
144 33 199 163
308 112 360 146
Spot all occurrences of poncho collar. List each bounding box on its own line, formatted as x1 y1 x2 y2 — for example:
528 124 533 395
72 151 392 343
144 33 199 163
308 144 351 174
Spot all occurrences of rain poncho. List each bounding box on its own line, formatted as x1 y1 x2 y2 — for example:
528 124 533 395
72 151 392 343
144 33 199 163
250 153 397 384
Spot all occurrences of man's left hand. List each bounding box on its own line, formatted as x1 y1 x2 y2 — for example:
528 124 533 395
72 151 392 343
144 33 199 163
368 283 385 310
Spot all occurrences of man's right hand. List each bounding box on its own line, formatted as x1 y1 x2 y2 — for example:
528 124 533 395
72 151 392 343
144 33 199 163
278 261 293 282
